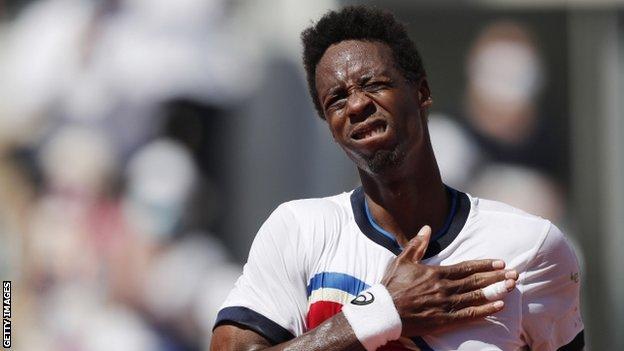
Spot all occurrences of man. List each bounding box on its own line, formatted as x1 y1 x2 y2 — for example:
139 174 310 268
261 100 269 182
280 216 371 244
211 6 583 351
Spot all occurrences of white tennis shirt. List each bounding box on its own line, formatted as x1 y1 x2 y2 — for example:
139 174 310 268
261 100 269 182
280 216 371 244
216 187 584 350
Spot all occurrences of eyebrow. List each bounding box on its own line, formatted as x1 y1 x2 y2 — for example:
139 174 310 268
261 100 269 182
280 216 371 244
357 74 373 86
356 70 393 86
321 69 393 101
326 85 344 97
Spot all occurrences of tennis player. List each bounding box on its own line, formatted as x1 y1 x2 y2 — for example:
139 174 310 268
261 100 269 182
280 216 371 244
211 6 583 351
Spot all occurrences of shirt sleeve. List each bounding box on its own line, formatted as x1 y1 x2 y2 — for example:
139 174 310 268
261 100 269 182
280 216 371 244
213 203 309 344
520 223 584 351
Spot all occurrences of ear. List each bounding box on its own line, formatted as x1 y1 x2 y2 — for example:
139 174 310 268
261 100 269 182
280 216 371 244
417 78 433 109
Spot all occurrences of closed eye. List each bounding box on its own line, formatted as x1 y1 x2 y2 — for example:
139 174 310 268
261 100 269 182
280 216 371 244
364 81 390 92
325 93 347 111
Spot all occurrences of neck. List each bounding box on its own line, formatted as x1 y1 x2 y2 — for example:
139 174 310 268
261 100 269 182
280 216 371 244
358 146 449 247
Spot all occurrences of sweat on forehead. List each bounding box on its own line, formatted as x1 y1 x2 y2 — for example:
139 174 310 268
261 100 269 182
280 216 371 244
315 40 394 85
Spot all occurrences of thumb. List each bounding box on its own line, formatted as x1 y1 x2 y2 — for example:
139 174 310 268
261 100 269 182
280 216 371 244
405 225 431 262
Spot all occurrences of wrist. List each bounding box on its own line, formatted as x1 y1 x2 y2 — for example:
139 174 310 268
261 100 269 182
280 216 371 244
341 284 402 351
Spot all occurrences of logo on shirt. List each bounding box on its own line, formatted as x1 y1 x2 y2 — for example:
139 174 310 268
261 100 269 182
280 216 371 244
351 292 375 305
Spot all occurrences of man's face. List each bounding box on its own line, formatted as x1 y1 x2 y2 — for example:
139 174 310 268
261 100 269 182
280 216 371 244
315 40 430 175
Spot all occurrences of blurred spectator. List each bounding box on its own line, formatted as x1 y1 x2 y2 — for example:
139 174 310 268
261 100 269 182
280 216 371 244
460 20 565 180
464 21 544 144
123 139 196 241
0 0 257 156
117 139 240 348
1 0 250 349
430 20 567 224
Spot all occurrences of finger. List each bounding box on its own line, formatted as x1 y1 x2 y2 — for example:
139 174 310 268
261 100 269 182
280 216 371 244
406 225 431 262
398 225 429 260
449 279 516 310
450 300 505 322
449 270 518 294
441 259 506 279
481 279 516 301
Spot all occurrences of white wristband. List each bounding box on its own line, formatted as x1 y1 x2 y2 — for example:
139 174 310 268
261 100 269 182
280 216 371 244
341 284 402 351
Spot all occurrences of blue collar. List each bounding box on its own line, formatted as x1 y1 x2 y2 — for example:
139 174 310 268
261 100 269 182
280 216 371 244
351 185 469 257
363 187 459 249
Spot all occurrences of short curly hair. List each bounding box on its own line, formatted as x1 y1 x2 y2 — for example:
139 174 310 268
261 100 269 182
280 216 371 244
301 6 427 119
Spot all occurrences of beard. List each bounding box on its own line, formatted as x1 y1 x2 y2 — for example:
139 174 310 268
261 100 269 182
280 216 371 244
366 147 405 174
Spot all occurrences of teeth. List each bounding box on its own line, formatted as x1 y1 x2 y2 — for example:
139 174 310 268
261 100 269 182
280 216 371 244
355 124 386 140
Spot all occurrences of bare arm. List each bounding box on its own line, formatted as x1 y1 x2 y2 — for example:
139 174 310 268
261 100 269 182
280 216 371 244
211 312 364 351
211 226 517 350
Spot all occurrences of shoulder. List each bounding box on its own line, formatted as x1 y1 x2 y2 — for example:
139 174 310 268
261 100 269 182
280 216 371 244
525 222 580 277
468 193 580 269
462 194 577 272
470 195 547 223
513 213 583 350
256 191 353 245
276 191 353 228
468 194 552 242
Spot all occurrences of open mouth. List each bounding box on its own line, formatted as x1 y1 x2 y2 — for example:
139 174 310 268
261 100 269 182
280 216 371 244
351 120 388 141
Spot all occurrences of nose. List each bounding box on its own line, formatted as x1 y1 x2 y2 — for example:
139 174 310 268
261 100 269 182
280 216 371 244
346 90 375 123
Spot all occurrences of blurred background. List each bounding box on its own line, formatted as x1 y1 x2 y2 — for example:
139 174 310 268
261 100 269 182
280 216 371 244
0 0 622 350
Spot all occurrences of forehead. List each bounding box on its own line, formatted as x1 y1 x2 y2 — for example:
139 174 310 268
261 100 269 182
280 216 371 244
315 40 397 91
